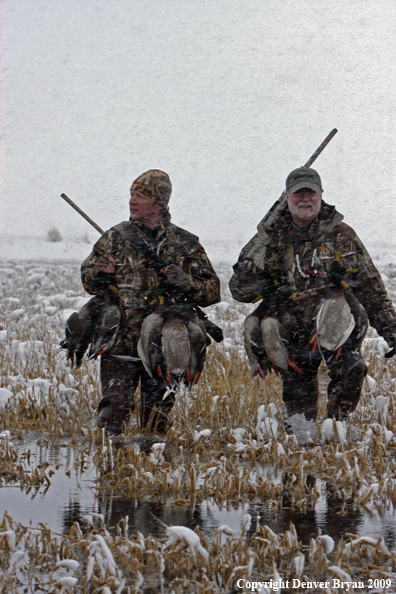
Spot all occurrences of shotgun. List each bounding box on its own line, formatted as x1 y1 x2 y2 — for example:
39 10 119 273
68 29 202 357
60 193 224 342
259 128 338 230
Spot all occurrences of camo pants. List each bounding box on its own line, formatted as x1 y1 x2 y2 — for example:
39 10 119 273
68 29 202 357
97 350 174 434
280 341 367 421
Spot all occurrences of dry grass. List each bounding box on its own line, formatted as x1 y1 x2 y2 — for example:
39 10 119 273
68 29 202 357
1 510 395 593
1 261 396 591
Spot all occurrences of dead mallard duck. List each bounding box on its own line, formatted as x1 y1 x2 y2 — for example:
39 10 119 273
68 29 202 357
61 292 121 367
88 292 121 360
310 250 366 358
137 303 207 388
61 295 102 368
244 303 301 376
136 312 164 375
260 315 300 373
243 308 270 379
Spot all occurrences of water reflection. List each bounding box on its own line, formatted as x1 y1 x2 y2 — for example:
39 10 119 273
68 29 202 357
93 482 365 546
1 438 97 532
2 438 396 551
60 498 89 533
96 492 202 539
249 480 363 546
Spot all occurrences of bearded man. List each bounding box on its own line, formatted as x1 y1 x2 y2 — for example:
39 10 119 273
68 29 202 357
230 167 396 421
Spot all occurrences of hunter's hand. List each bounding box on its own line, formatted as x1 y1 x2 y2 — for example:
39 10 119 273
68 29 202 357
104 255 116 273
94 255 116 275
236 258 257 278
160 264 191 293
91 255 116 291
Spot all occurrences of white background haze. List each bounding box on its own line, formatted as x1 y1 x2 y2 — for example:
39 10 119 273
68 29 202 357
1 0 395 264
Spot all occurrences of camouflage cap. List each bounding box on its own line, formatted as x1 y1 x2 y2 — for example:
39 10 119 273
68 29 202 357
130 170 172 210
286 167 323 194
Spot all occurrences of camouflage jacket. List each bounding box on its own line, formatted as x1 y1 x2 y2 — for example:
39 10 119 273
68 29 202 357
229 200 396 344
81 218 221 348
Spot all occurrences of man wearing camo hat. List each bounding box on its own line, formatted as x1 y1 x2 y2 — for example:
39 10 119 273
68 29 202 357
81 170 220 434
230 166 396 422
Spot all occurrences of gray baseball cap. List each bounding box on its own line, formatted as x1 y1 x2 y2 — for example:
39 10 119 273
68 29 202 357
286 167 323 193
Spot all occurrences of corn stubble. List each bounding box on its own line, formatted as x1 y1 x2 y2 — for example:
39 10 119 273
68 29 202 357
1 262 396 591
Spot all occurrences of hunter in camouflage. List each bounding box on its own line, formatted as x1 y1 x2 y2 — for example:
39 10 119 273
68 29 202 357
230 167 396 421
82 170 220 434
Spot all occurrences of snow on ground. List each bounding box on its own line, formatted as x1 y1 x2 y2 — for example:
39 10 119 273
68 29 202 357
0 233 243 268
2 253 396 588
1 233 395 275
0 235 96 264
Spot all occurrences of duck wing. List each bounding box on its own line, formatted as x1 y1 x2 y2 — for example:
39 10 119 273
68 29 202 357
88 299 121 360
344 290 368 346
316 295 355 351
185 316 207 387
137 313 164 378
244 314 268 377
260 317 289 370
161 318 190 376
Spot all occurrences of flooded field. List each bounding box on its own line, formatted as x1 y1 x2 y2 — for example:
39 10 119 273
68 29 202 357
3 435 396 549
2 258 396 592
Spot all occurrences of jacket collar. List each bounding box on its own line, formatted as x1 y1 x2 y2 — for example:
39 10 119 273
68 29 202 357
129 214 170 241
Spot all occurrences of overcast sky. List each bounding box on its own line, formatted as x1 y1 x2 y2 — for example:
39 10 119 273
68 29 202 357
1 0 395 263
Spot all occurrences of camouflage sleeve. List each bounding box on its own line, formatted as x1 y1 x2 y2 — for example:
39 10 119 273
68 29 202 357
185 245 221 307
229 234 266 303
349 234 396 342
81 231 114 295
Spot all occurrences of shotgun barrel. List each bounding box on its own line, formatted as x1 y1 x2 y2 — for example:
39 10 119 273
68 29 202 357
61 193 105 235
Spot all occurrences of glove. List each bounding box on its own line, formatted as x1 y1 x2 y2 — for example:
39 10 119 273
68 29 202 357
161 264 191 293
233 258 257 278
93 273 117 291
92 255 116 291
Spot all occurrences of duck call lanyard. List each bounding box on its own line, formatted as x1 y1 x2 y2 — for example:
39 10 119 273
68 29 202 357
292 219 326 280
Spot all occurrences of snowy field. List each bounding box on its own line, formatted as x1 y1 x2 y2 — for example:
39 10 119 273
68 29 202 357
1 0 396 589
2 249 396 590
